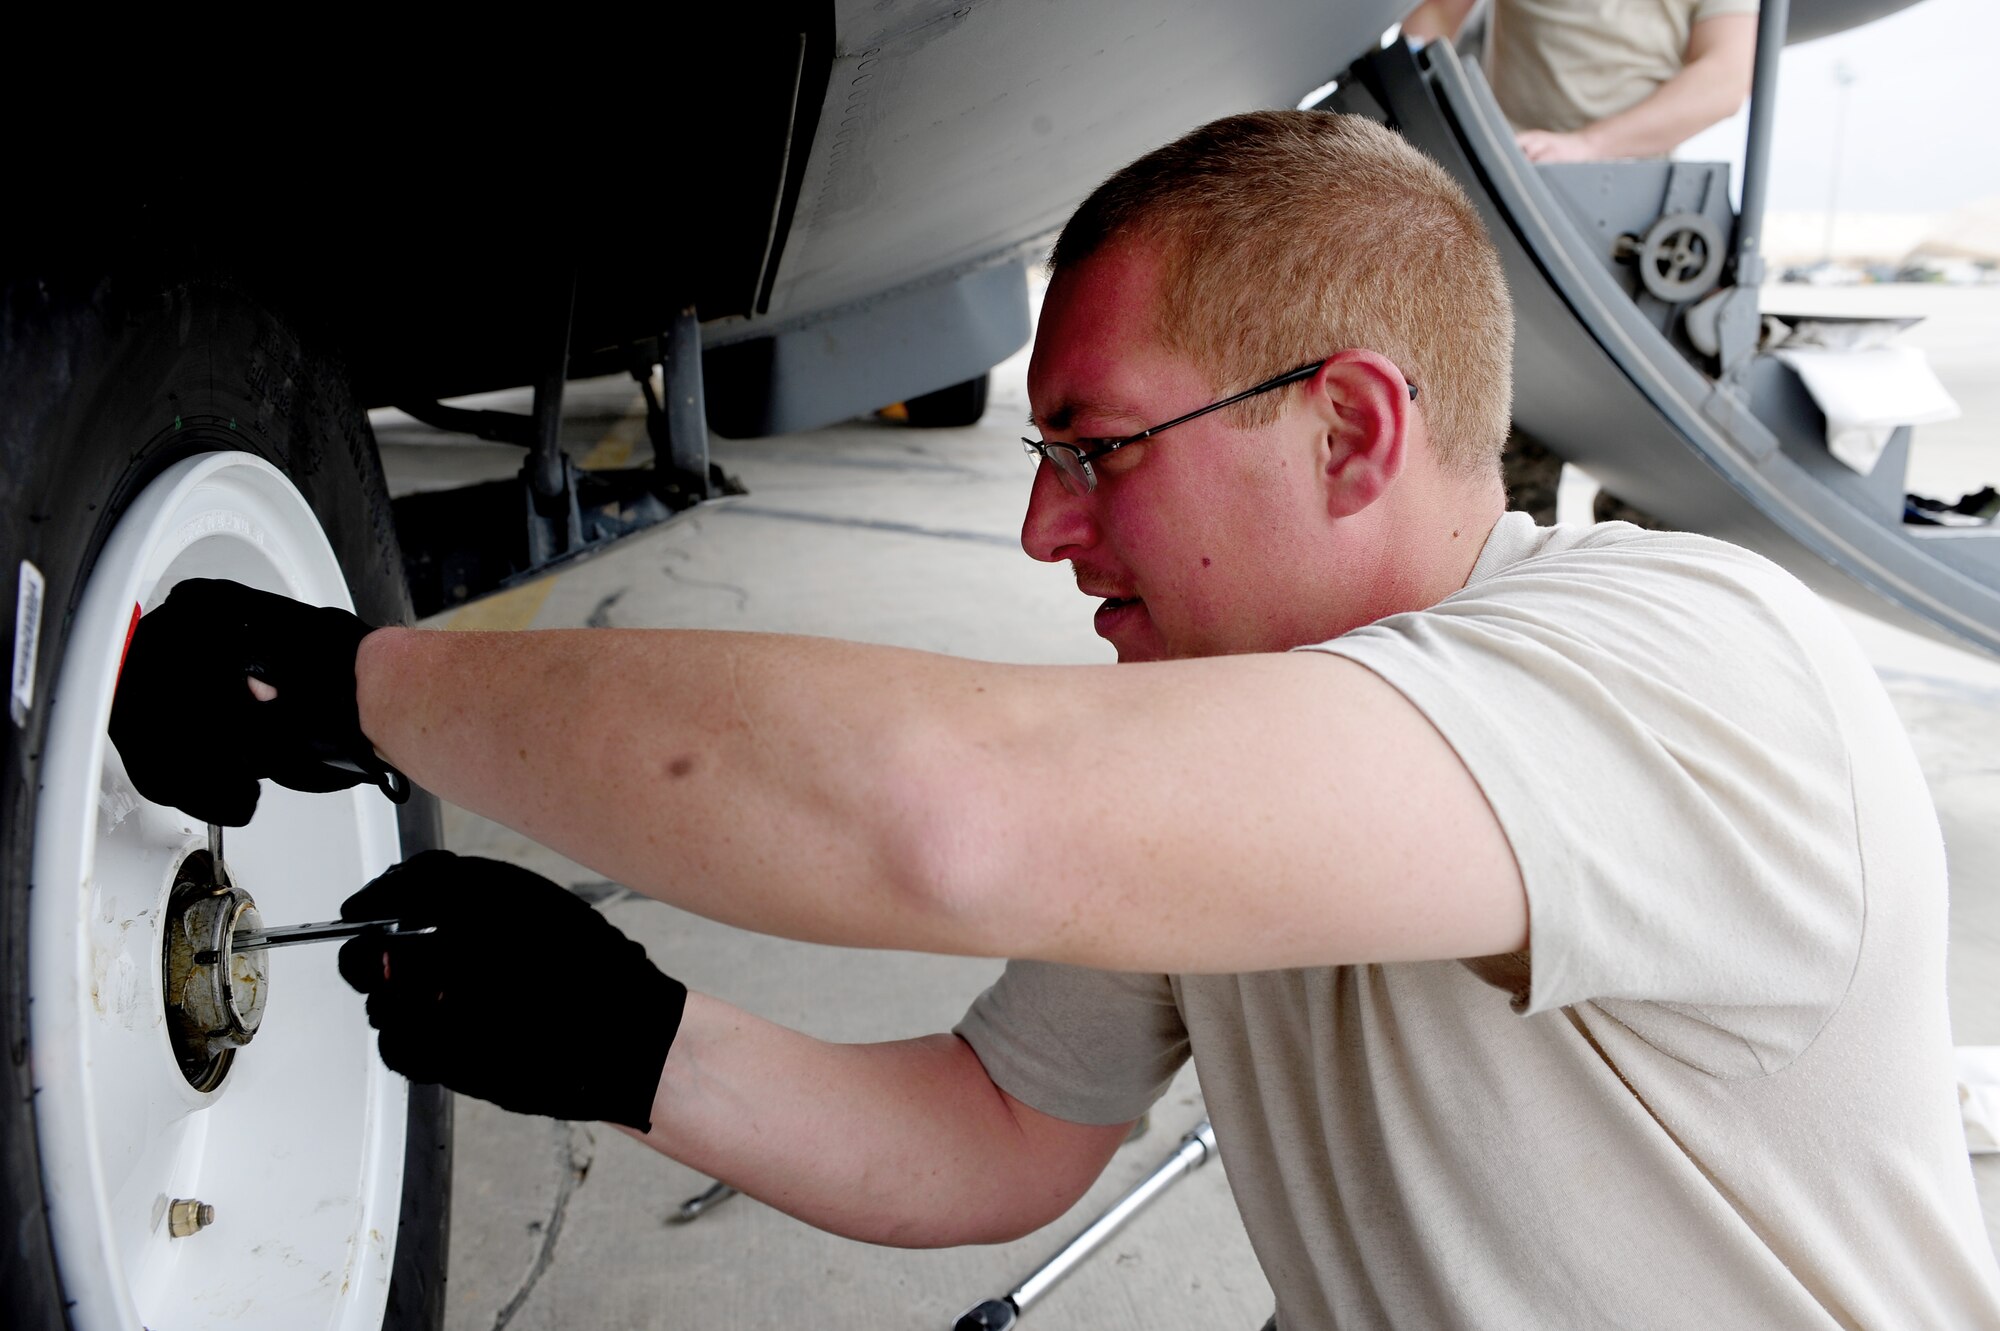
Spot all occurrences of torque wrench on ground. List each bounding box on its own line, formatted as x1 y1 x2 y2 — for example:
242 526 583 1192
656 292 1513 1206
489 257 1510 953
953 1119 1219 1329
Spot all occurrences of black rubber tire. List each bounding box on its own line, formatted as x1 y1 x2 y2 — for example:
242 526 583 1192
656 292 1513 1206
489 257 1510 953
902 373 991 428
0 277 450 1329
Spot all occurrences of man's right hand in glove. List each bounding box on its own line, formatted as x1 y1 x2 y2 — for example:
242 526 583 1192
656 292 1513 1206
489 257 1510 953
333 860 1131 1249
108 577 406 826
336 850 687 1131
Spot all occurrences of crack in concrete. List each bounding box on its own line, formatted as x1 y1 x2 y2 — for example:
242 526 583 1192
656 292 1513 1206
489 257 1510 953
659 563 752 612
585 588 627 629
783 450 986 476
719 503 1017 548
491 1121 595 1331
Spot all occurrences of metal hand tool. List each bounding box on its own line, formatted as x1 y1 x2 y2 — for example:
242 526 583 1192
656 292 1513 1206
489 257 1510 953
953 1120 1219 1330
230 918 436 953
671 1180 739 1223
200 822 431 955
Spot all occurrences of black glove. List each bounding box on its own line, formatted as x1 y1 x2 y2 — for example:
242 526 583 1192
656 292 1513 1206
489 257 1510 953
336 850 687 1132
108 577 408 826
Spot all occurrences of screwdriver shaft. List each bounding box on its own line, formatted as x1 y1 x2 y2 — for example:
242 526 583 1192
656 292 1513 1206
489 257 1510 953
231 919 435 952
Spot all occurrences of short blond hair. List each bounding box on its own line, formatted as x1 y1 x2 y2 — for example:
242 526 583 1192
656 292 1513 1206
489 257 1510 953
1052 110 1513 474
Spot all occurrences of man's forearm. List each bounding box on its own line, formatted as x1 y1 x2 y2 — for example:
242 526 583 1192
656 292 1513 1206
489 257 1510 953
356 625 1024 954
627 993 1124 1246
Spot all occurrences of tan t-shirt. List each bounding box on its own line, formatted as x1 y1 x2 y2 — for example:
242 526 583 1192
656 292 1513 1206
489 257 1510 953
957 514 2000 1329
1485 0 1760 136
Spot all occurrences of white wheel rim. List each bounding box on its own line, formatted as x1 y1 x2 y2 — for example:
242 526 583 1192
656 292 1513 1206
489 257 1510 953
29 453 408 1331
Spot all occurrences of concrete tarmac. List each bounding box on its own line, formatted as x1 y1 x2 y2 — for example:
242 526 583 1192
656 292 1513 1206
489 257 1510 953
374 287 2000 1330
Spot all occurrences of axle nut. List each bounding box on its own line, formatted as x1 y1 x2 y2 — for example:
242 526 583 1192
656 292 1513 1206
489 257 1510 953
162 850 269 1090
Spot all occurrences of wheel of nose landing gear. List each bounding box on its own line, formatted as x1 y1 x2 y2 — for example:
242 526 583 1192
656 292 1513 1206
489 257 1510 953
1 282 448 1330
33 454 414 1330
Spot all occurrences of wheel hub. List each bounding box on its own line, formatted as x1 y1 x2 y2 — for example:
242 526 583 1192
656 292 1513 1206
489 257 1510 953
161 850 268 1091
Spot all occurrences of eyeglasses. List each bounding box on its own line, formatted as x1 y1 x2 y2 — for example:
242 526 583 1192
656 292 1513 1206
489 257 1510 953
1023 360 1419 496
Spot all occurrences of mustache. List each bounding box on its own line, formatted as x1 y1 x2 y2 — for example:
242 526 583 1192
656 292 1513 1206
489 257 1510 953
1071 564 1132 600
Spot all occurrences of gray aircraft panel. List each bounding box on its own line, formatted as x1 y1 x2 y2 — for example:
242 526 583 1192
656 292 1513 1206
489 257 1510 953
750 0 1407 335
1789 0 1930 44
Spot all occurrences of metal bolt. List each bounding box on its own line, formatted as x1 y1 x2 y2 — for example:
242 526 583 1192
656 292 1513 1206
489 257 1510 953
168 1198 215 1238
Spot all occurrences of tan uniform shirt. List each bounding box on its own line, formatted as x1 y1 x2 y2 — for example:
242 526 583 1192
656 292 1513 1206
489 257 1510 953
957 515 2000 1329
1485 0 1760 135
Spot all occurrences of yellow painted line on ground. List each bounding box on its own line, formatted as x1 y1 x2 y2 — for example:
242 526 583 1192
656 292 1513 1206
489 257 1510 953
444 578 556 631
579 430 633 470
579 391 650 470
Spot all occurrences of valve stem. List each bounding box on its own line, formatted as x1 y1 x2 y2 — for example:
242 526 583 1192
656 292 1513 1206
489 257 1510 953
168 1198 215 1238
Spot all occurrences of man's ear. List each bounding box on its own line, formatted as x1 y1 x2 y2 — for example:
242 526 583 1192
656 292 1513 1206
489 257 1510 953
1310 350 1412 519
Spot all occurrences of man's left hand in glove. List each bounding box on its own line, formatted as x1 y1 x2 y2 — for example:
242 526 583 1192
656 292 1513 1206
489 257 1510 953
108 578 408 826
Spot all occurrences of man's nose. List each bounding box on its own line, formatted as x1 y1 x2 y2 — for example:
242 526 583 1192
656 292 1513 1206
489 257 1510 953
1020 457 1098 563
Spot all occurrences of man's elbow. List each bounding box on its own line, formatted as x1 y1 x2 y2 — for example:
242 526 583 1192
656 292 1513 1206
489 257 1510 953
777 1194 1055 1251
837 1133 1094 1249
871 728 1044 956
871 1196 1072 1250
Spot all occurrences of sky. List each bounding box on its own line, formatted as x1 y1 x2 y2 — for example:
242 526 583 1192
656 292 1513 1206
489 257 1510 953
1680 0 2000 215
